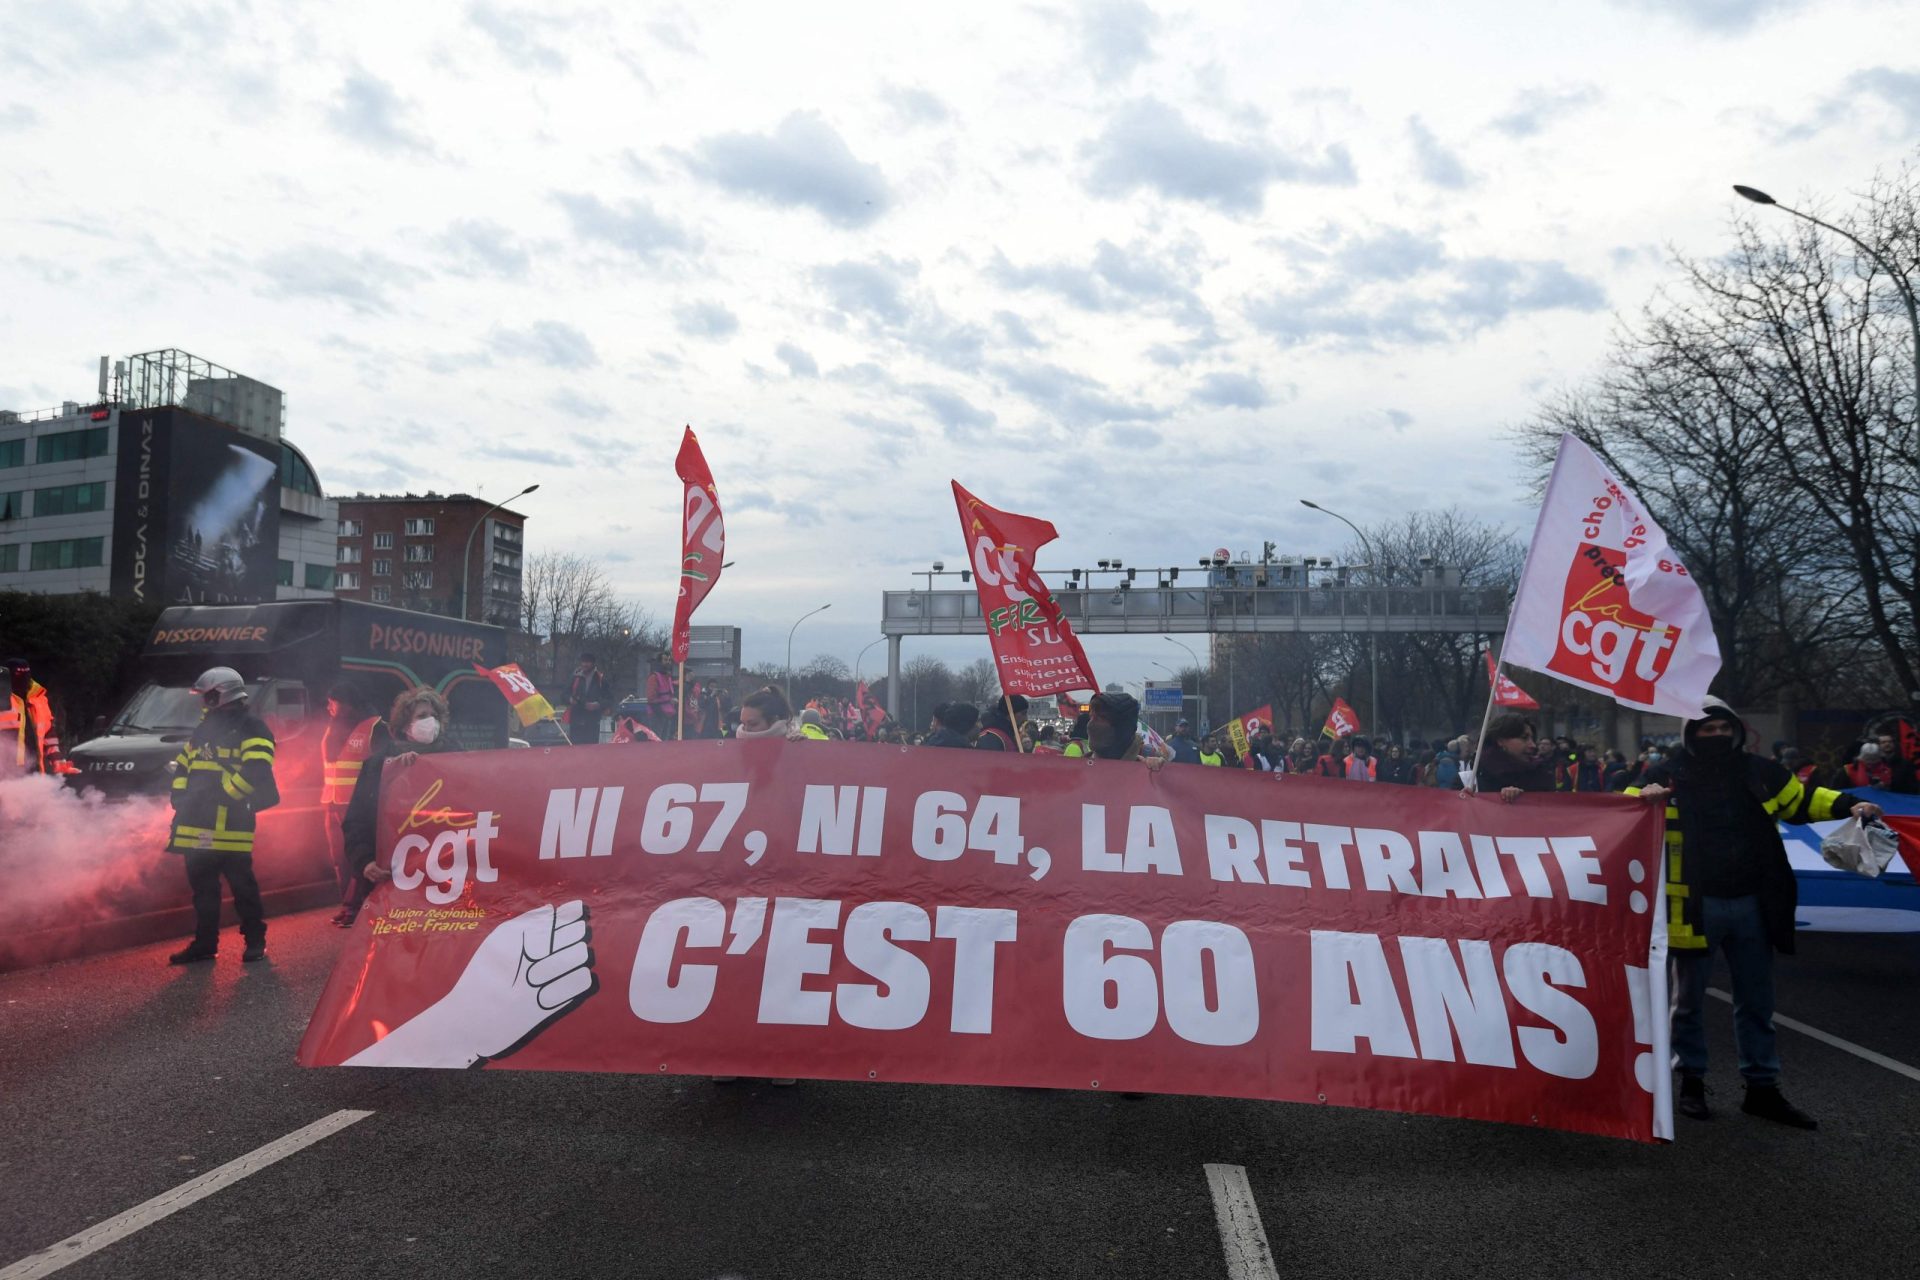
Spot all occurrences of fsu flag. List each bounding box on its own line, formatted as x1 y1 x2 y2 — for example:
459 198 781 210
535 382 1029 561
672 427 725 664
475 663 557 728
1486 652 1541 710
1504 435 1721 718
951 481 1098 697
1322 697 1360 739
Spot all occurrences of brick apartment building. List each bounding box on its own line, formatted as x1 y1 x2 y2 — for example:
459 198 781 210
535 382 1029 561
333 493 526 626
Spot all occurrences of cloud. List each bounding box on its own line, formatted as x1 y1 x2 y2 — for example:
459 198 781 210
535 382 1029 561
1083 98 1355 214
549 388 611 419
991 238 1215 336
690 112 890 227
553 191 696 260
1243 229 1607 348
1384 409 1414 430
1081 0 1160 84
326 69 433 154
258 247 416 314
1192 371 1271 410
1407 117 1473 189
775 342 819 377
468 3 573 72
881 83 951 126
437 219 531 278
1490 85 1601 137
476 439 575 465
909 383 996 437
0 103 40 132
674 300 739 339
1787 67 1920 140
813 256 915 326
489 320 598 369
1606 0 1804 33
995 311 1044 349
994 360 1164 426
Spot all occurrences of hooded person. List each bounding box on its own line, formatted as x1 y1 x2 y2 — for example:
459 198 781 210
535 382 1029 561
975 695 1030 752
1084 692 1168 770
1630 697 1884 1129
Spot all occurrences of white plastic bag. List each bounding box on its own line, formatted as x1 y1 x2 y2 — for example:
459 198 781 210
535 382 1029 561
1820 814 1899 878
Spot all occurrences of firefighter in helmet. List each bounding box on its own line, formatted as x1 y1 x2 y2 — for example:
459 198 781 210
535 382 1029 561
166 667 279 965
2 658 62 775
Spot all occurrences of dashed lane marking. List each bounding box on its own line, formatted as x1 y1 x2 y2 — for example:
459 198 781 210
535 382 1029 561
1204 1163 1279 1280
0 1109 374 1279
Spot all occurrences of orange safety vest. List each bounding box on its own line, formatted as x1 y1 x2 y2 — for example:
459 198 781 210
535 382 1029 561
3 683 56 774
321 715 382 804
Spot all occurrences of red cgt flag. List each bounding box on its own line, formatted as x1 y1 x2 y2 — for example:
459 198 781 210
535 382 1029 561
1322 696 1360 739
951 481 1098 697
672 427 725 665
1486 652 1542 710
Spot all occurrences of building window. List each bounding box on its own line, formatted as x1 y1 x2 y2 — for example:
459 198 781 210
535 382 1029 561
281 446 323 497
491 548 521 572
404 543 435 562
35 427 109 464
29 537 105 571
404 517 435 536
492 521 521 545
0 439 24 469
338 545 362 564
373 532 393 550
0 544 18 573
371 585 391 603
277 559 294 586
0 491 23 520
339 518 363 537
32 481 107 516
489 572 521 597
404 570 433 589
372 558 391 576
310 564 339 590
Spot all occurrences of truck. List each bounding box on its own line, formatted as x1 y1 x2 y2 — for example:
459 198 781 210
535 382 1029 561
65 598 512 800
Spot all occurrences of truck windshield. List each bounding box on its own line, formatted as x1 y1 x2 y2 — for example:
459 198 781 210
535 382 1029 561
112 683 264 733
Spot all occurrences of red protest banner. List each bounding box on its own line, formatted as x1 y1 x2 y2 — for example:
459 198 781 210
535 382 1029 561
299 743 1672 1142
951 481 1097 697
672 427 725 665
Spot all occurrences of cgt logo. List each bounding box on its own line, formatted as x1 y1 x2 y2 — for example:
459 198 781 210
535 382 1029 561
1548 544 1679 704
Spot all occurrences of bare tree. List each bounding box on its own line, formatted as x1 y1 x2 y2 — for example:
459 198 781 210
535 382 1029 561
513 551 664 694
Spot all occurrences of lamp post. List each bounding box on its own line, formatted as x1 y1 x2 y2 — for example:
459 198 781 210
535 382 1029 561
854 636 884 685
786 603 831 707
462 483 539 622
1300 498 1379 733
1734 183 1920 441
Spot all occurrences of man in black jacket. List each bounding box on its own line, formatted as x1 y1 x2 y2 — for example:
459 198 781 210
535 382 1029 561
923 702 978 748
567 653 610 744
1631 698 1883 1129
165 667 279 965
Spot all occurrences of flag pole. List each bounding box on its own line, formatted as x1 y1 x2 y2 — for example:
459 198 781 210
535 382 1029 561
1469 644 1503 794
1005 693 1027 753
676 660 686 741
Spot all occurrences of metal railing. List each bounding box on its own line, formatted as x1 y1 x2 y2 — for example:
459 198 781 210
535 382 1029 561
881 584 1512 636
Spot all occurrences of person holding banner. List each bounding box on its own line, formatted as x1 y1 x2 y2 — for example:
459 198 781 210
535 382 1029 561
975 695 1028 752
340 687 463 924
1630 698 1884 1129
320 681 389 927
733 688 791 740
1085 692 1169 770
1473 714 1559 803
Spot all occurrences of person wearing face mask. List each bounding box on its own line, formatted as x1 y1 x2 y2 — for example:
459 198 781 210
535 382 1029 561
1630 697 1884 1129
339 687 457 926
164 667 279 964
319 680 389 927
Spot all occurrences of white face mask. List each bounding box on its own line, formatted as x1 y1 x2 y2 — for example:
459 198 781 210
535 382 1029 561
408 715 441 744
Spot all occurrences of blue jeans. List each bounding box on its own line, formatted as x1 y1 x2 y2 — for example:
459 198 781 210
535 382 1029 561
1669 894 1780 1086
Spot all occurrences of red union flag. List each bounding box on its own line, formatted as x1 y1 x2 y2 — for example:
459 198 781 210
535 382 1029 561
950 481 1097 697
1323 697 1360 739
672 427 725 664
1486 653 1541 710
1224 704 1272 767
1504 435 1720 718
475 662 557 728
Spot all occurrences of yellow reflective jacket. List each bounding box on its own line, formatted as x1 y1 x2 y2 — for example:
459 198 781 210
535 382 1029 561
168 705 280 855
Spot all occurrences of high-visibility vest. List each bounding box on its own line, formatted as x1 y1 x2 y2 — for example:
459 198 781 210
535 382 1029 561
321 716 382 804
3 683 56 773
1199 749 1224 767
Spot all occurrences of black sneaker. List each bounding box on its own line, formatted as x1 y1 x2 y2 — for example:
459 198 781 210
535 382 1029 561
1676 1075 1711 1120
241 944 268 963
169 946 216 965
1742 1084 1817 1130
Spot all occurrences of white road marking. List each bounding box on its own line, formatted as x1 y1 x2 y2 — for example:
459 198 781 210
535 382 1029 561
1708 988 1920 1083
0 1109 374 1280
1204 1162 1279 1280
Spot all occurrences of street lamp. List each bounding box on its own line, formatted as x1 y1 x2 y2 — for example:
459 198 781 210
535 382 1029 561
462 483 540 622
786 603 831 707
1300 498 1380 733
1733 183 1920 448
854 636 884 685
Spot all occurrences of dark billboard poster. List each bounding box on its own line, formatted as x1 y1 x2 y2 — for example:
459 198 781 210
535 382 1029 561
111 409 281 604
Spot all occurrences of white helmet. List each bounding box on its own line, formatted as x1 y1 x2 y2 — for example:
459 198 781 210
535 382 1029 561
192 666 248 708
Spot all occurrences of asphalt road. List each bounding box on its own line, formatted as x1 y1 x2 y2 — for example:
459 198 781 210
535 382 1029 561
3 910 1917 1280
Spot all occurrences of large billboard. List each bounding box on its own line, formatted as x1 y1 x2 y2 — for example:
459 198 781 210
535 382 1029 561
112 408 281 604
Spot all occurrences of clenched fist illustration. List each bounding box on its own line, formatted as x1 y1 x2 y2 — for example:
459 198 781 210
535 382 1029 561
345 901 597 1069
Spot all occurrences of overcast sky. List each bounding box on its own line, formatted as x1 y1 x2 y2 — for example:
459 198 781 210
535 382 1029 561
4 0 1918 690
